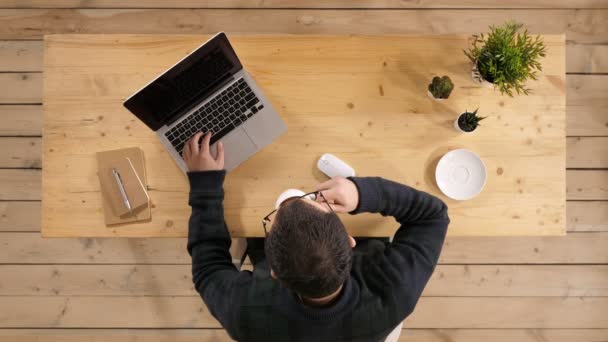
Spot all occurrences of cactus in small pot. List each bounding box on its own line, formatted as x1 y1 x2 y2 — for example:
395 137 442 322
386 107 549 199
455 108 486 133
428 76 454 100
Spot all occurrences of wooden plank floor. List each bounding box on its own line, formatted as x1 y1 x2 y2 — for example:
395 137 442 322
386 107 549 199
0 1 607 341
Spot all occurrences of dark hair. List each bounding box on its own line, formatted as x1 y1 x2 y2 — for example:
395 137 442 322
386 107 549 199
265 199 352 298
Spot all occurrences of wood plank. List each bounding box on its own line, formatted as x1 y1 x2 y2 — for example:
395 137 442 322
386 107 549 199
0 296 220 328
0 199 601 232
0 265 195 296
0 73 41 103
567 44 608 73
2 329 608 342
0 330 232 342
2 232 608 264
0 137 41 168
0 233 187 264
0 105 42 136
0 40 41 71
0 264 606 297
0 201 40 231
0 77 596 141
0 75 601 138
567 201 608 232
0 74 597 137
425 265 608 297
405 297 608 328
0 62 589 139
399 330 608 342
0 0 606 9
0 67 600 139
0 59 596 139
0 9 607 42
0 169 39 200
0 168 600 225
567 137 608 168
9 329 608 342
1 41 606 75
567 170 608 200
567 75 608 136
0 63 601 140
439 232 608 264
0 296 607 328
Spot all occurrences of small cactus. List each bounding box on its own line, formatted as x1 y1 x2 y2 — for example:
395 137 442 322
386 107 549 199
428 76 454 99
458 108 486 132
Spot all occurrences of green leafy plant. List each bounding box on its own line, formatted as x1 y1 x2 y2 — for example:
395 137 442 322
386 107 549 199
464 21 546 96
458 108 486 132
428 76 454 99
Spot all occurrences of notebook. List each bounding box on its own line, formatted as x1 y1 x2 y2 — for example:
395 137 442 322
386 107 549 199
96 147 151 226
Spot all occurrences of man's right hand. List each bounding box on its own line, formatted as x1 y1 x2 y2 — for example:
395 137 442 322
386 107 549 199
182 132 225 172
315 177 359 213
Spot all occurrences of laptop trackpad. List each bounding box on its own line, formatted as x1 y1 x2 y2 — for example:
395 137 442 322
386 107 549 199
218 129 257 171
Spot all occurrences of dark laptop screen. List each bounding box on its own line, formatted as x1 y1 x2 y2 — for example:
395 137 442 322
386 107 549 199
124 33 242 131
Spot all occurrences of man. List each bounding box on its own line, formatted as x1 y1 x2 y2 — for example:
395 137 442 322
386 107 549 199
184 132 449 341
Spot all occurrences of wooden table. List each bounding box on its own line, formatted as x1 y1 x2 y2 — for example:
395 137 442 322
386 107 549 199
42 34 566 237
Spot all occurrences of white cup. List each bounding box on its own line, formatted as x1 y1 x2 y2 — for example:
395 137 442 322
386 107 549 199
274 189 315 209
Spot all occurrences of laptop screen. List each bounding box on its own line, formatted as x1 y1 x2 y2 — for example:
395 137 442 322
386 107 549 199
124 33 243 131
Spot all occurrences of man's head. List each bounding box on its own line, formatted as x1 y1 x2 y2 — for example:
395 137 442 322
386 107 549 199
264 198 353 299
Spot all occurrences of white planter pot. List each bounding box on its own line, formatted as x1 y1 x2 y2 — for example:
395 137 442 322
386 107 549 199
427 90 446 101
471 66 494 88
454 113 476 134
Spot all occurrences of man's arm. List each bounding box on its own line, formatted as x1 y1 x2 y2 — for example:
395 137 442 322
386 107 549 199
317 176 449 313
350 177 449 265
187 171 251 340
349 177 449 305
183 132 248 340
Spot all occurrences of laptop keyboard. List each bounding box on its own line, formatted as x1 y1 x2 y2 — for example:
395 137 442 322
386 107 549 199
164 78 264 155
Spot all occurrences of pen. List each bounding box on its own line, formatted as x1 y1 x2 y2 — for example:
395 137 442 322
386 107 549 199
112 168 132 213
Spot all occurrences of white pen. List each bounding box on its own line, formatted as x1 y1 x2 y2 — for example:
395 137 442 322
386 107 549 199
112 168 132 213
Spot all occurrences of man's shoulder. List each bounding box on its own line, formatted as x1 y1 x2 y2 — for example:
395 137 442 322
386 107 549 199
351 240 416 300
237 276 284 305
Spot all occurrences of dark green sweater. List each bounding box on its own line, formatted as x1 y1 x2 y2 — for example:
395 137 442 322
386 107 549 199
187 171 449 342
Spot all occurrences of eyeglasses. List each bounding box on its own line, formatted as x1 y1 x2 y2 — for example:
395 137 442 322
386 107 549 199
262 191 334 237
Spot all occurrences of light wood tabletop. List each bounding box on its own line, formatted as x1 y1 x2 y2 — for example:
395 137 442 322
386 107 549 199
42 34 566 237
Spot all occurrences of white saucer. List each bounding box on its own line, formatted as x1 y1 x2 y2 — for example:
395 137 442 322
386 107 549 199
435 149 487 200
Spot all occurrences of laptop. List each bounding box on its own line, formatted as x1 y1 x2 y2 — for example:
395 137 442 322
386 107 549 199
123 32 287 173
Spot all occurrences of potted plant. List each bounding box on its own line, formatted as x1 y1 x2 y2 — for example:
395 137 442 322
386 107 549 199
455 108 486 133
464 21 546 96
427 75 454 100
